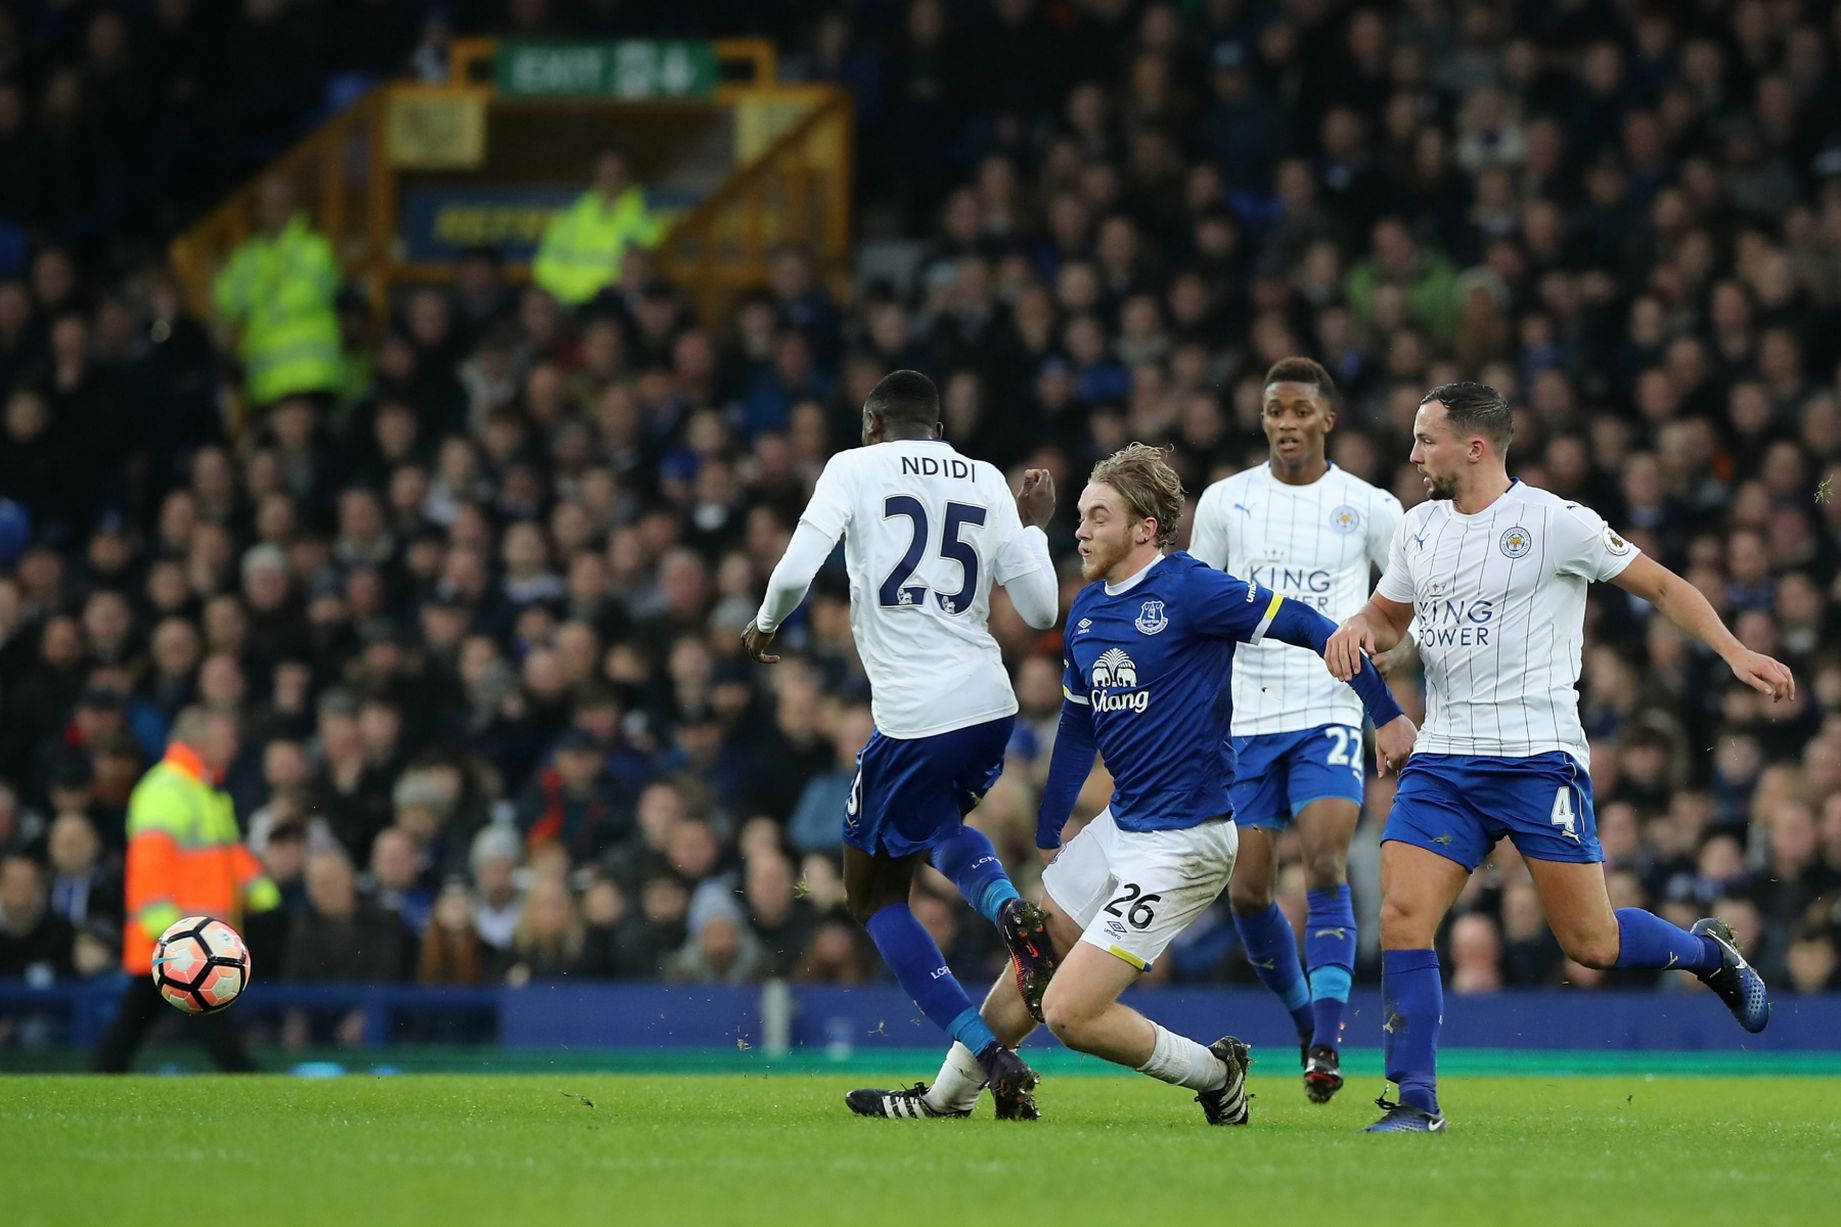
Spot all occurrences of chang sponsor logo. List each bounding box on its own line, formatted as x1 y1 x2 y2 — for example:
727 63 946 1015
1089 648 1150 713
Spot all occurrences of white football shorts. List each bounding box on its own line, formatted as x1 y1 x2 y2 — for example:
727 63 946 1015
1041 808 1237 972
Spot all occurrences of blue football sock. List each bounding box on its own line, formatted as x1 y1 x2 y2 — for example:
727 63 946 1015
1234 904 1313 1038
1305 885 1357 1050
864 904 997 1054
931 825 1019 927
1613 908 1720 975
1382 948 1442 1115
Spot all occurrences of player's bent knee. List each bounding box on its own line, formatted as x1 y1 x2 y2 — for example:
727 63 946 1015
1378 897 1436 950
1039 982 1099 1043
1303 854 1347 892
846 890 897 929
1559 927 1620 970
1227 879 1271 915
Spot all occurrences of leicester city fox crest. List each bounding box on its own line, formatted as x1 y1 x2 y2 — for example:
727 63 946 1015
1499 525 1533 558
1135 600 1168 635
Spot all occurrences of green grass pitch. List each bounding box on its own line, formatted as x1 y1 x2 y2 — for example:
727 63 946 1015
5 1070 1839 1226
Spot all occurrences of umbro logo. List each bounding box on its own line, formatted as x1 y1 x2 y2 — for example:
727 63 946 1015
1312 928 1348 940
1076 618 1093 634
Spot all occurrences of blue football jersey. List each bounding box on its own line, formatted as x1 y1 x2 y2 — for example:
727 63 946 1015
1061 552 1288 833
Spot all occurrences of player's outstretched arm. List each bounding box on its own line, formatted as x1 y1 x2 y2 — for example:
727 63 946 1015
1611 554 1795 703
1035 694 1096 854
745 520 837 663
1260 596 1417 773
997 468 1060 630
1324 595 1413 682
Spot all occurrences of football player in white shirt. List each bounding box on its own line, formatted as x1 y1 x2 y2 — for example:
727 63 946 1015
744 370 1062 1109
1326 381 1794 1133
1190 357 1406 1104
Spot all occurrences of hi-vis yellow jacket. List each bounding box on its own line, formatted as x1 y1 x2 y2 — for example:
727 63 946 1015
531 187 665 305
121 743 279 973
212 214 342 406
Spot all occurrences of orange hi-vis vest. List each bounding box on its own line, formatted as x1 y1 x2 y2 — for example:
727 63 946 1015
121 743 278 973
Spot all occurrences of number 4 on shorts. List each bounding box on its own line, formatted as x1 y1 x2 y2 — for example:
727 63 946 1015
1550 787 1580 843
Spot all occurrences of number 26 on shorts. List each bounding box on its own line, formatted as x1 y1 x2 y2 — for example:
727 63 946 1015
1103 882 1162 929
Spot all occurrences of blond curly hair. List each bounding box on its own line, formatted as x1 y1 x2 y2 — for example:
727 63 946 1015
1089 442 1185 550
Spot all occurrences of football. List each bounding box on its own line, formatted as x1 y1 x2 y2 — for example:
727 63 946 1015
151 916 251 1015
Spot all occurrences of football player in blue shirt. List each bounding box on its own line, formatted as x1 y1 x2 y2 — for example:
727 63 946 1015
847 443 1415 1123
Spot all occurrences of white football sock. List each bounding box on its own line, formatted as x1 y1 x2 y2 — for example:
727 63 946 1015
1136 1023 1227 1092
924 1041 987 1112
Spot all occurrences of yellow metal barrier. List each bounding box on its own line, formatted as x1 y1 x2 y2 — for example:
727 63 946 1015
169 38 850 337
655 87 853 324
169 87 398 321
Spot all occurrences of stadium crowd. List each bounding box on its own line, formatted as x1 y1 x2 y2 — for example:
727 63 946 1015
6 0 1841 1044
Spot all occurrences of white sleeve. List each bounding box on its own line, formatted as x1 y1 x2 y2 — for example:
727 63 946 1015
1554 502 1641 582
998 526 1058 629
1188 483 1230 569
1367 491 1404 572
753 521 836 633
987 485 1039 584
754 457 853 633
1374 514 1416 603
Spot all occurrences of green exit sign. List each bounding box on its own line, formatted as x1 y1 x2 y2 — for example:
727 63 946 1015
496 40 718 98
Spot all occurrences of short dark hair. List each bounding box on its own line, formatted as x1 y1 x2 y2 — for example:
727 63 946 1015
1264 356 1337 406
1421 381 1512 453
864 369 940 431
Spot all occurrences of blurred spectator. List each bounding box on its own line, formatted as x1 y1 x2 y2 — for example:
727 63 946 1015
505 876 585 984
43 810 118 929
212 178 341 408
418 880 494 986
468 824 524 951
532 149 664 307
283 849 408 983
742 848 817 977
367 826 435 936
0 854 72 980
665 891 763 984
517 727 633 862
787 704 872 854
95 706 274 1072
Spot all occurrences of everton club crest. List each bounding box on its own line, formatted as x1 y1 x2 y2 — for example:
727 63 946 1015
1135 599 1168 635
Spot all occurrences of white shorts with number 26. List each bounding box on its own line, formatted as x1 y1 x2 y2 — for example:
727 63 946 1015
1040 808 1238 973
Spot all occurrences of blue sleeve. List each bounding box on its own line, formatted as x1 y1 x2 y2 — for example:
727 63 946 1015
1264 599 1406 727
1186 565 1283 642
1037 697 1096 850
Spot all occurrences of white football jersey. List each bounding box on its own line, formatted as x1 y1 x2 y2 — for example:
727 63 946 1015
1374 481 1638 767
1191 462 1403 735
796 440 1046 738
